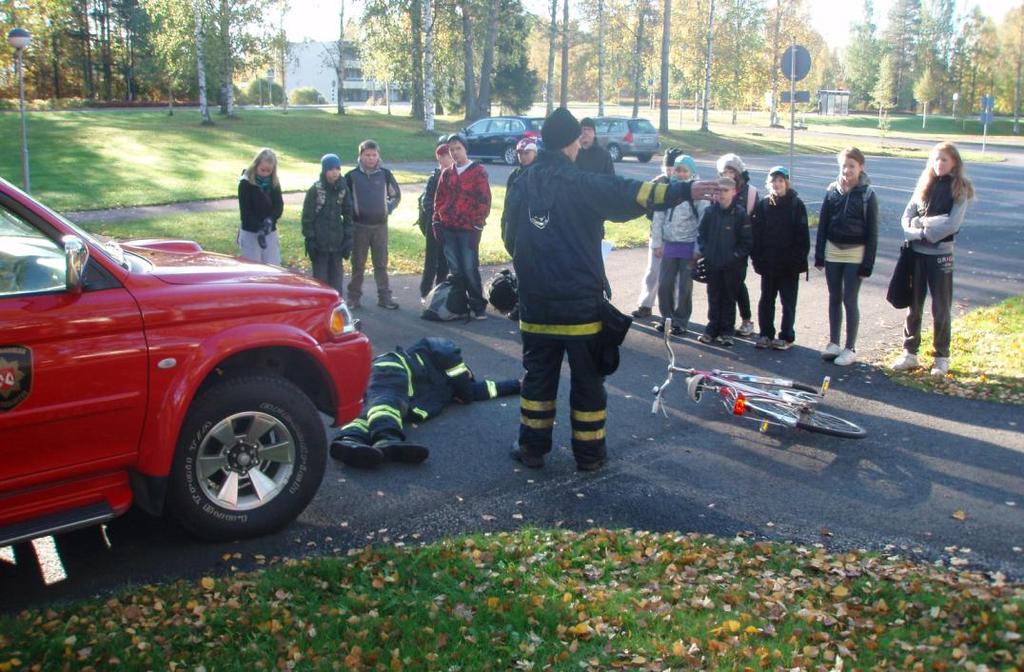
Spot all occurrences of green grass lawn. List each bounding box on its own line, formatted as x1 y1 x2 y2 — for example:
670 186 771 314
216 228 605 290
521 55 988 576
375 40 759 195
868 295 1024 404
1 528 1020 670
0 109 464 211
8 107 1008 215
81 186 653 275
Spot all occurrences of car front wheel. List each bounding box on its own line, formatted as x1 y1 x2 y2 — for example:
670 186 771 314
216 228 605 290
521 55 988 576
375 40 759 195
503 144 519 166
167 374 327 540
636 153 653 163
607 144 622 162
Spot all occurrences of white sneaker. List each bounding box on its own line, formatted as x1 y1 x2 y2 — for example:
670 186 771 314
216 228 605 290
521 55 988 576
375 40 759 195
834 348 857 366
892 351 920 371
821 343 841 361
738 320 755 336
930 357 950 376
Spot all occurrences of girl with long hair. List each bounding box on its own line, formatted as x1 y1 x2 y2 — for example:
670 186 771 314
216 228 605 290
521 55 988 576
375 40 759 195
892 142 974 376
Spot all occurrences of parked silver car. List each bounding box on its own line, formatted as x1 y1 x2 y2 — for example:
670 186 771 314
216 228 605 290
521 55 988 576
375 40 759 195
593 116 660 163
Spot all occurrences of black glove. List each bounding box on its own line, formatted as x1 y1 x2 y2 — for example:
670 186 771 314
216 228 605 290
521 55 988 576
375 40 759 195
304 238 315 259
257 217 274 250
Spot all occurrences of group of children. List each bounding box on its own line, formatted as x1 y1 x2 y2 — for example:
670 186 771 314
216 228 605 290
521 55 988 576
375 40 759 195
237 137 972 380
632 142 972 375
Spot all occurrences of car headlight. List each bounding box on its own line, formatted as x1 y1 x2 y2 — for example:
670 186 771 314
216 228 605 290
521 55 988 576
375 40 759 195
329 302 358 336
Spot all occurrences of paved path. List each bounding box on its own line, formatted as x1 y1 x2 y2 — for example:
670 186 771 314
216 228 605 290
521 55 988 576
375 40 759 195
6 153 1022 611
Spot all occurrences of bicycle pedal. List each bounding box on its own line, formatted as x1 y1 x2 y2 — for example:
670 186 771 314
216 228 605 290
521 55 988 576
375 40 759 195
821 376 831 394
760 420 770 433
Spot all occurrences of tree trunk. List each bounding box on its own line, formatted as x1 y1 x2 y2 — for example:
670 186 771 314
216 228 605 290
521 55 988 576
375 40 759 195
701 0 714 132
597 0 605 116
769 0 782 126
423 0 435 131
658 0 670 132
100 0 113 99
220 0 235 117
195 2 212 125
51 28 62 99
631 3 645 119
167 83 174 116
337 2 346 115
560 0 569 107
1015 18 1023 135
459 0 477 120
280 1 288 113
546 0 557 114
79 0 95 99
410 0 424 120
478 0 499 117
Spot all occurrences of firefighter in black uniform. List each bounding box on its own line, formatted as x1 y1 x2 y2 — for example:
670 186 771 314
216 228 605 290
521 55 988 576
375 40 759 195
330 336 520 468
503 108 717 471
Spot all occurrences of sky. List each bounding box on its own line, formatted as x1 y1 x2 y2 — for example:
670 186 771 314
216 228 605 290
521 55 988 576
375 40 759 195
284 0 1020 52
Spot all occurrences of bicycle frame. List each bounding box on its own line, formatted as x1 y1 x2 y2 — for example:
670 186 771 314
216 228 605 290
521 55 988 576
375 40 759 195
651 319 830 432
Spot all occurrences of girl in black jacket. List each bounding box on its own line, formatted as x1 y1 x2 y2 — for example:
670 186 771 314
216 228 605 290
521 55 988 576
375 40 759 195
751 166 809 350
237 147 284 265
418 142 453 298
814 147 879 367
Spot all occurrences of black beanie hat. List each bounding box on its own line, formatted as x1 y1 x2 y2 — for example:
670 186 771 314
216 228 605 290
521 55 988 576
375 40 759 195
580 117 596 130
662 146 684 167
541 108 582 151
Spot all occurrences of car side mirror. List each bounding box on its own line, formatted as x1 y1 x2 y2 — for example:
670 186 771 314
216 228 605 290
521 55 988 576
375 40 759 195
463 128 472 136
63 235 89 294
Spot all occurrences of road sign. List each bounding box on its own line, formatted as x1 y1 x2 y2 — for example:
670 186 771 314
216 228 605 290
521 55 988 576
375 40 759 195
982 94 994 111
780 45 811 82
781 90 810 104
980 110 994 125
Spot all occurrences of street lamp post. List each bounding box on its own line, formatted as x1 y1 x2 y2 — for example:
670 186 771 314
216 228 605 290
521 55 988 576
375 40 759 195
7 28 31 193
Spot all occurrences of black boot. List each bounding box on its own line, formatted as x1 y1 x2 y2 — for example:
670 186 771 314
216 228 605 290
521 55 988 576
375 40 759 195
375 439 430 464
330 438 384 468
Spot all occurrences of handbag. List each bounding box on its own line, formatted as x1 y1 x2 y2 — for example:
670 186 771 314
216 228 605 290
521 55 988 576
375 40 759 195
886 243 915 309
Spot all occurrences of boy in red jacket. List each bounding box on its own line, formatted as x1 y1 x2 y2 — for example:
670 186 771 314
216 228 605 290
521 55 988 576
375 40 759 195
432 133 492 320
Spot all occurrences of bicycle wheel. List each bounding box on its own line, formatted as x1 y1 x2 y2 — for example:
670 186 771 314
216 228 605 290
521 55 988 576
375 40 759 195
797 408 867 439
741 397 800 427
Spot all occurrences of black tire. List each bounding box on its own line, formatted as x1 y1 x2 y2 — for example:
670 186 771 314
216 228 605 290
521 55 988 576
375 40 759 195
636 153 653 163
607 144 622 162
167 374 327 540
503 144 518 166
797 409 867 439
788 381 820 394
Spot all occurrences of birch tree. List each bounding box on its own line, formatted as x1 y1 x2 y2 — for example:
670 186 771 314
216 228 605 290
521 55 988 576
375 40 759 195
423 0 435 131
546 0 557 113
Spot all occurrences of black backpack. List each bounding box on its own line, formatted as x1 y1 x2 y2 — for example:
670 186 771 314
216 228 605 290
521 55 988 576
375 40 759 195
421 278 469 321
487 269 518 313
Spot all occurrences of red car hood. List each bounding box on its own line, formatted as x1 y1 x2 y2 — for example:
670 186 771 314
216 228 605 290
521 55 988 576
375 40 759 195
122 240 325 290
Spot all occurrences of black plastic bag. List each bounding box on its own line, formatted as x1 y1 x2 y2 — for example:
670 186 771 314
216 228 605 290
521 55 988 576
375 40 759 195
421 277 469 321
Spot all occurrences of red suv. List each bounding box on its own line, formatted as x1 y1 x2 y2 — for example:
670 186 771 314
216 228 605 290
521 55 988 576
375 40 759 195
0 178 371 543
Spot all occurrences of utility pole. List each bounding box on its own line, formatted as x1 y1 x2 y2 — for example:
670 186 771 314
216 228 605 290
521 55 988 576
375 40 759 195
701 0 714 132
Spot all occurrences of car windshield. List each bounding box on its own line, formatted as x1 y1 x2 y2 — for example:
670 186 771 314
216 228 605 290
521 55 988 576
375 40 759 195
32 197 130 269
527 118 544 131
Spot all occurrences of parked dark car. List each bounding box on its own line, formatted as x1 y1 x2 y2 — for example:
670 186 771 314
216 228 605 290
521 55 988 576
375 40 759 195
461 116 544 166
593 116 660 162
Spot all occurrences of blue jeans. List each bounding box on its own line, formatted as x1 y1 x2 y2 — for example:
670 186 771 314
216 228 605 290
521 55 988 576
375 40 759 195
441 228 486 313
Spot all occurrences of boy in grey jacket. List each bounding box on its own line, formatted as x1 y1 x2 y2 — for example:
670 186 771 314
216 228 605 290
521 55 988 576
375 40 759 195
652 154 706 336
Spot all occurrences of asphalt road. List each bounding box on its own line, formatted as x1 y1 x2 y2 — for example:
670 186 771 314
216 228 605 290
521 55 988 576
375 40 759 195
3 152 1022 612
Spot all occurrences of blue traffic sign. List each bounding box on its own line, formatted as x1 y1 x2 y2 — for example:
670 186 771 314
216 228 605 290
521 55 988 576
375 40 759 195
980 110 994 125
981 94 994 111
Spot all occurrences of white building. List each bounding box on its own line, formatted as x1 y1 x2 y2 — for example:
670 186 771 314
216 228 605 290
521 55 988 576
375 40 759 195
285 40 406 104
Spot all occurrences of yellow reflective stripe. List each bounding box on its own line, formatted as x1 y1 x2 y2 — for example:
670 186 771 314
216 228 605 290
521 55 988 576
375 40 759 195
373 361 407 370
342 418 369 431
521 415 555 429
520 321 602 336
446 362 470 377
367 405 403 423
486 380 498 398
416 353 425 366
653 182 668 205
411 407 429 419
573 428 606 441
521 398 556 412
396 354 414 396
571 409 606 422
635 182 653 208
